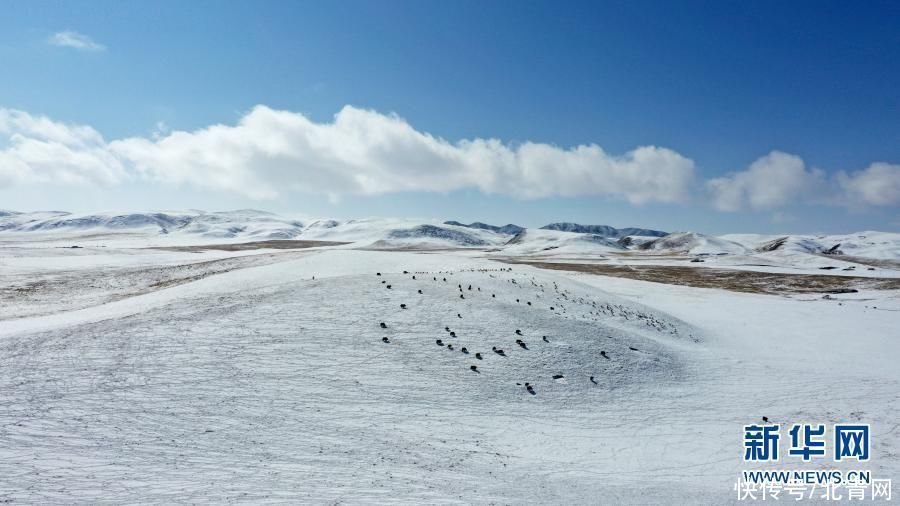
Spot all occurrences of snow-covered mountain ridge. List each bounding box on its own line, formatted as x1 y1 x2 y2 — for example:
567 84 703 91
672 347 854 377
1 210 898 261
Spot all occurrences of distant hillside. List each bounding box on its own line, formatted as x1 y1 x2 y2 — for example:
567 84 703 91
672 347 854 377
443 221 524 235
0 210 305 239
389 224 490 246
638 232 749 255
540 222 667 238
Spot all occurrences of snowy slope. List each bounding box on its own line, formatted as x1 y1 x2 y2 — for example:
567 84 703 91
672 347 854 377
499 228 626 256
3 209 899 263
0 249 713 503
0 236 898 503
722 231 900 261
0 210 70 231
640 232 750 255
443 220 525 235
297 218 510 248
0 209 306 241
1 247 897 503
540 222 667 238
0 212 512 249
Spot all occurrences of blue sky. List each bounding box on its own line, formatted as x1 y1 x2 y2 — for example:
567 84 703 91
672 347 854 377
1 0 898 233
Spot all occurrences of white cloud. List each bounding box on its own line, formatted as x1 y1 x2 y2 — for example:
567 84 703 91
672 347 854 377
108 104 697 203
0 109 125 187
1 105 897 212
47 31 106 52
706 151 827 211
707 152 900 211
837 162 900 207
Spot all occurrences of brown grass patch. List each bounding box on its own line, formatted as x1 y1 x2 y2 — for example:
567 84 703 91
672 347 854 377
499 259 900 295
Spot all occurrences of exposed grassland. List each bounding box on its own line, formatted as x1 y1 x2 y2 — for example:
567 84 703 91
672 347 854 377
499 259 900 295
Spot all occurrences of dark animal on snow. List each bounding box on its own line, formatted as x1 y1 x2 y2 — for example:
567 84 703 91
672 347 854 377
542 336 549 343
436 339 444 346
400 304 407 309
380 322 387 329
461 347 468 354
515 329 522 335
382 337 390 343
590 376 597 384
475 353 483 360
552 374 563 379
470 365 478 372
492 347 505 356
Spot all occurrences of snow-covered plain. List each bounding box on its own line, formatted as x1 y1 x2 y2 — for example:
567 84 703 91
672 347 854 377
1 212 898 503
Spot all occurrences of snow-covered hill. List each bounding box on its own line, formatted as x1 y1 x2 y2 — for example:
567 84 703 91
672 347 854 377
1 244 897 503
0 212 513 249
0 209 305 240
639 232 751 255
540 222 667 238
1 210 899 502
2 210 899 264
722 231 900 261
443 220 525 235
500 229 626 256
294 218 512 249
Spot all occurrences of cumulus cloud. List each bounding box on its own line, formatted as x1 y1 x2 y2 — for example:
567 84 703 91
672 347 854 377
0 109 125 187
707 151 900 211
706 151 827 211
47 31 106 52
1 105 897 212
0 105 696 203
837 162 900 207
116 105 698 203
